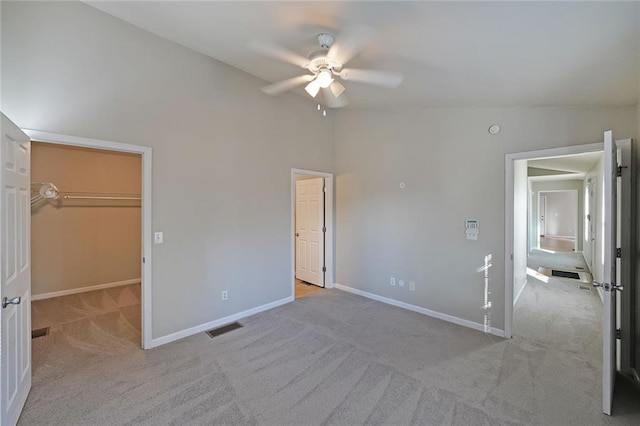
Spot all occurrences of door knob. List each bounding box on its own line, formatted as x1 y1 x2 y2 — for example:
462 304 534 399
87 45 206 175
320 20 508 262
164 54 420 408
592 282 624 292
2 296 21 309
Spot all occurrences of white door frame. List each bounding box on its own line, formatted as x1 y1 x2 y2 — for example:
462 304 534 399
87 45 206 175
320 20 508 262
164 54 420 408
505 142 602 339
505 139 633 374
291 169 334 296
539 194 546 239
24 130 153 349
536 189 579 252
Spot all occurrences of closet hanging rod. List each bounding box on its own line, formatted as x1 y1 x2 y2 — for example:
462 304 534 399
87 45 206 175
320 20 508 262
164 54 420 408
61 195 140 201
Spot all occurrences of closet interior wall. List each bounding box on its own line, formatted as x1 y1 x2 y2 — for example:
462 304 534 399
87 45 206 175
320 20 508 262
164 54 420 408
31 142 142 298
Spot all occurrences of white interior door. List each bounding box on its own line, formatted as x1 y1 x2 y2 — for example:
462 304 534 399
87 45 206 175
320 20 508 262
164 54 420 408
599 130 618 415
1 113 31 426
295 177 324 287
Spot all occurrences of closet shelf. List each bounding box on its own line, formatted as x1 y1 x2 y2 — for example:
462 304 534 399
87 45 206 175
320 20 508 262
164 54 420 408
31 182 140 208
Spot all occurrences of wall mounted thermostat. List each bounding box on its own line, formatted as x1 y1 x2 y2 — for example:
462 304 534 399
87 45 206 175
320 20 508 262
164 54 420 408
465 220 479 240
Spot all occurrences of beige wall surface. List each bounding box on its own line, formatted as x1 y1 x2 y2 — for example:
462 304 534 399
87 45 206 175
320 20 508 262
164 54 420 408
31 143 141 296
1 1 334 338
333 107 636 332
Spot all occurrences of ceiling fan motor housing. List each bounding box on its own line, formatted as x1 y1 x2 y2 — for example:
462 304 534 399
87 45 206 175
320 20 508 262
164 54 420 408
317 33 334 49
307 49 342 74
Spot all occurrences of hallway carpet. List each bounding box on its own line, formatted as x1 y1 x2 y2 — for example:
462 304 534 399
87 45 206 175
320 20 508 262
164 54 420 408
20 278 640 425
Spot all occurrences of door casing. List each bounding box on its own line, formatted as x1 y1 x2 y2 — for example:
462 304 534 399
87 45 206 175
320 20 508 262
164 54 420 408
24 130 154 349
504 139 634 375
291 169 334 296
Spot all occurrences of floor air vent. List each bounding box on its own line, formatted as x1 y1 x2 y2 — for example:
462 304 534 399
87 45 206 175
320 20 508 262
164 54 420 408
205 322 243 338
552 270 581 280
537 267 592 283
32 327 50 339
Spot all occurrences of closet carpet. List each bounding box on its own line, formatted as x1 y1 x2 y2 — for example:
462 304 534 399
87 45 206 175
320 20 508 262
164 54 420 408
20 280 640 425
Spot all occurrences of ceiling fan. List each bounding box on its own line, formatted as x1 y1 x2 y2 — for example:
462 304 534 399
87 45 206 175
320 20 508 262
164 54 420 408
250 30 403 108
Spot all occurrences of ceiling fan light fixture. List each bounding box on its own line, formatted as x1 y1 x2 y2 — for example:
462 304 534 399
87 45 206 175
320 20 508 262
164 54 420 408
304 79 321 97
316 69 334 88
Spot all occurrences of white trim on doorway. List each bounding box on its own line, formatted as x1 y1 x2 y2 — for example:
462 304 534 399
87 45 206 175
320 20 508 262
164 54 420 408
504 142 602 339
291 168 334 298
23 129 154 349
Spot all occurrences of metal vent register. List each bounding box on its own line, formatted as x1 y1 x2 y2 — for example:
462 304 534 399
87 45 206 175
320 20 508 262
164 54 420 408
205 322 243 338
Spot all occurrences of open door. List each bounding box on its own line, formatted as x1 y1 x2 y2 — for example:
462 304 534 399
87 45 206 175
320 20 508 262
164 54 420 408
596 130 621 415
1 113 32 425
295 177 325 287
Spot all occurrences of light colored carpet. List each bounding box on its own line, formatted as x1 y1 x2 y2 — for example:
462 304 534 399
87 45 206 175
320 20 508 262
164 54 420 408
20 276 640 425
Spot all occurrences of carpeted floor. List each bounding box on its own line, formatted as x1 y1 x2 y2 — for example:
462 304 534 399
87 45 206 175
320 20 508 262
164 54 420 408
20 273 640 425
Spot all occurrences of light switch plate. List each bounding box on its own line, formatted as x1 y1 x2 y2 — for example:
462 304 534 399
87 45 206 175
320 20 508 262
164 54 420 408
154 232 163 244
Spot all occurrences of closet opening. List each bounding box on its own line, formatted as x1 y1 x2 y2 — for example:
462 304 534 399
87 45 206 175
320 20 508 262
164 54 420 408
30 142 143 364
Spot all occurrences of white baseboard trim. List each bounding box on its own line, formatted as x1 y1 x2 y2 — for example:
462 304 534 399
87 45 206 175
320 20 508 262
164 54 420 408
32 278 141 301
334 284 505 338
513 279 528 308
149 296 294 349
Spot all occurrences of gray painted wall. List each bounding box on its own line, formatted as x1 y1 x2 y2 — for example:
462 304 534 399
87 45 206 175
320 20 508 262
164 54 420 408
2 1 639 347
585 157 605 282
334 107 636 331
1 1 334 338
542 191 577 238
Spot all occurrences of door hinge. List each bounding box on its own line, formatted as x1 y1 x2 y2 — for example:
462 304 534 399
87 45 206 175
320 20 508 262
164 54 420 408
616 329 622 339
616 248 621 258
617 165 627 177
143 257 146 264
322 266 326 272
323 186 327 193
322 226 326 233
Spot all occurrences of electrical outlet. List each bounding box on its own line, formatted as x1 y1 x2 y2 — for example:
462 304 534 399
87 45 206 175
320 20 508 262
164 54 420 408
390 277 396 286
399 280 405 287
409 281 416 291
221 290 228 301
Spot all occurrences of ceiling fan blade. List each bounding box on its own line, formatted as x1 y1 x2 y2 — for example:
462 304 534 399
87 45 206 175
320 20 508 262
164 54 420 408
261 75 315 95
248 40 310 69
339 68 403 88
323 87 349 108
327 26 374 65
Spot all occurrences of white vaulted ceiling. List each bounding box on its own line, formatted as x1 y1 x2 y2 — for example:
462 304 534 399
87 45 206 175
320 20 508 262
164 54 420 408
86 1 639 109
